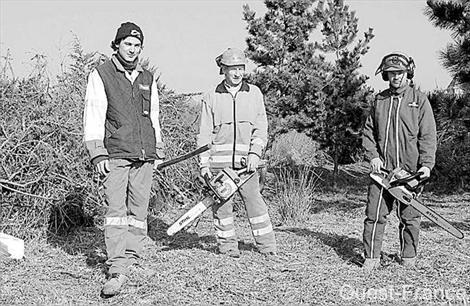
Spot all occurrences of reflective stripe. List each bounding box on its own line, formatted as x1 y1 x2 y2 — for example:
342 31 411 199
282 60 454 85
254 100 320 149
251 138 264 147
214 216 234 227
211 155 245 163
217 229 236 238
128 216 147 229
212 144 250 152
395 97 402 168
252 224 273 237
104 217 128 226
249 214 269 225
370 187 383 258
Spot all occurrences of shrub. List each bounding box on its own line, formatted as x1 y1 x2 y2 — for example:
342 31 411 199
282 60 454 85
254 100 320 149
267 130 331 169
271 166 319 226
0 41 204 239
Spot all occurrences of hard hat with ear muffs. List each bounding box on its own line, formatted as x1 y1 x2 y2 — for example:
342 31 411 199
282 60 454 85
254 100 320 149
375 52 415 81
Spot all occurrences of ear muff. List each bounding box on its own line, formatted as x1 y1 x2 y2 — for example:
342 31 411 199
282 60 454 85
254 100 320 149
376 53 415 81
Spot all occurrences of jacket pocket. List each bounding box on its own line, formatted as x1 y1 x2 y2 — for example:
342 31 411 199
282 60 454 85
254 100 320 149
105 120 121 138
141 90 151 115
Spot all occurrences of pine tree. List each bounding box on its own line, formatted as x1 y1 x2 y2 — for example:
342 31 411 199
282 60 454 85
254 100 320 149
243 0 332 140
315 0 374 180
243 0 374 183
425 0 470 85
425 0 470 190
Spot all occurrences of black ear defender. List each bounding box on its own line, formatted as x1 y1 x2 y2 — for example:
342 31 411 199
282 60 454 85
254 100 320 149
375 52 415 81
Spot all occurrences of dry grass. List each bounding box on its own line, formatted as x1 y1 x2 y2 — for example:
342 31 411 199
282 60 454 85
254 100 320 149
1 168 469 306
269 166 320 226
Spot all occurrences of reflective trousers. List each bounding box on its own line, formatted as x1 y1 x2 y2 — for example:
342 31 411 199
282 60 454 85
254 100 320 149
102 159 153 275
212 172 277 254
363 182 421 259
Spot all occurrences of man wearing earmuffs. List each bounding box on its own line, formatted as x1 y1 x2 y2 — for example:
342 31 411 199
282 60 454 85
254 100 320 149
361 52 437 271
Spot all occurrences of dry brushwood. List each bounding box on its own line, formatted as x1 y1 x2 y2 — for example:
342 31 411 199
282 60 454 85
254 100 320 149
0 42 206 239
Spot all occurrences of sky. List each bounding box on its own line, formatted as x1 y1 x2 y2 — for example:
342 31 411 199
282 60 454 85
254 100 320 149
0 0 454 94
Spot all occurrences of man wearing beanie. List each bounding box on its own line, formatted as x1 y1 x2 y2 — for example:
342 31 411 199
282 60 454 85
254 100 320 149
83 22 165 297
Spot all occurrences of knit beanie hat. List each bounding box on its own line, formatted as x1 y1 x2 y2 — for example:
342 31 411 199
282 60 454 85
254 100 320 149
113 22 144 45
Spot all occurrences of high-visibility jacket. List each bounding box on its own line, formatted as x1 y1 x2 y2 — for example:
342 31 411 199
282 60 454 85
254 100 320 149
362 84 437 171
197 81 268 170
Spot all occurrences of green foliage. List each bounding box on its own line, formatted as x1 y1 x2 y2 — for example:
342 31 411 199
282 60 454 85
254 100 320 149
243 0 374 183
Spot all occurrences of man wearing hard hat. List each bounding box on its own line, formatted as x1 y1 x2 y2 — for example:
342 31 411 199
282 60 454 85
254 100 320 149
197 48 277 258
362 52 437 270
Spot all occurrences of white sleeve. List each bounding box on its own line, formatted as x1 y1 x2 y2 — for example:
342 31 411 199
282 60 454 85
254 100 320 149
83 69 108 143
150 74 162 144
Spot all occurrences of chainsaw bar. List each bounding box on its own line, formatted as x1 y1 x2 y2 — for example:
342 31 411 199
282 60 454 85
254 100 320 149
370 172 464 239
167 196 216 236
166 167 258 236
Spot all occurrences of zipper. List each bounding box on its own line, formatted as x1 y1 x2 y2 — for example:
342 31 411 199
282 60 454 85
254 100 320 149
232 93 238 168
383 97 394 168
131 79 145 160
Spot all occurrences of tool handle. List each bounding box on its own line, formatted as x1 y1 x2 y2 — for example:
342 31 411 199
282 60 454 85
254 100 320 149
156 144 211 170
389 171 428 189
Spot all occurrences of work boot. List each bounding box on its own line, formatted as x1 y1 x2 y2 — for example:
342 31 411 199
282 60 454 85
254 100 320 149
400 257 417 268
101 273 127 298
362 258 381 272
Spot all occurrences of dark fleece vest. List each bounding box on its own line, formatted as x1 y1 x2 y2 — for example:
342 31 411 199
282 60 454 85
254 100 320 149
96 59 157 160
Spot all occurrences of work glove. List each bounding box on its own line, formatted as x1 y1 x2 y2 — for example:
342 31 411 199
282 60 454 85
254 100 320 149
95 159 110 176
418 166 431 179
370 157 383 173
247 153 260 173
201 167 212 180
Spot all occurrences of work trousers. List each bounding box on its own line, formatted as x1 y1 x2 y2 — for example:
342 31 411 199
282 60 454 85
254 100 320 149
363 182 421 259
102 159 153 275
212 172 277 254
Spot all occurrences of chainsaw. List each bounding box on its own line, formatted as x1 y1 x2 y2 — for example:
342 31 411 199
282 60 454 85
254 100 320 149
166 161 263 236
154 144 264 236
370 168 464 239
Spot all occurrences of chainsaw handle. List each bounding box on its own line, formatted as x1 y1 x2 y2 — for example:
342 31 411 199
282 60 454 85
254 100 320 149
389 171 429 190
240 157 266 170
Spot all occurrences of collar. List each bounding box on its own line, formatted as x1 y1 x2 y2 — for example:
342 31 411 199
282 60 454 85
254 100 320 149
111 55 143 73
389 83 409 96
215 80 250 93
